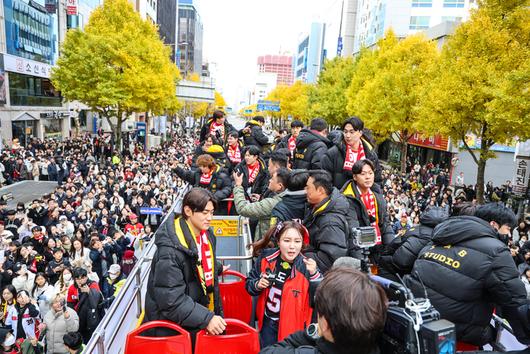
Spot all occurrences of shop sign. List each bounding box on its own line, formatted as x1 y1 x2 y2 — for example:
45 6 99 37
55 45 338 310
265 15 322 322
513 141 530 197
3 54 52 79
66 0 78 15
45 0 57 13
40 111 69 119
462 133 516 153
408 132 449 151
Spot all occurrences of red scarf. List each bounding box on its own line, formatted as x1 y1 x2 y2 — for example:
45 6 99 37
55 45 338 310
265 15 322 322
288 135 297 152
359 188 382 244
247 162 260 184
227 144 241 163
343 142 366 171
210 121 225 139
200 171 213 185
197 231 214 290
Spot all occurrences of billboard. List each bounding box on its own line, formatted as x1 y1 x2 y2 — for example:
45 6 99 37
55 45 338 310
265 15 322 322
0 56 6 105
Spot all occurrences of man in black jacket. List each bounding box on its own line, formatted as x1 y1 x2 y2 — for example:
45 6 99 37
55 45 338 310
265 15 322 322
199 110 236 144
261 267 386 354
378 206 449 278
321 117 382 190
406 203 530 347
271 170 308 224
293 118 331 170
303 171 353 273
341 160 394 250
144 188 225 339
239 116 269 150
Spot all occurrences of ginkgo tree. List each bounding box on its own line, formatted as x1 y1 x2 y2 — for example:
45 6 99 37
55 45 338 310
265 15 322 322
417 0 530 202
347 30 439 173
309 56 357 127
52 0 180 148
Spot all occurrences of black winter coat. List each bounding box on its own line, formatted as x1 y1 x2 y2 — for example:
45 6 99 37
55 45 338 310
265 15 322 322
379 207 448 276
199 118 236 144
174 165 232 214
405 216 530 346
303 189 352 273
271 190 307 223
321 137 382 190
234 158 269 198
260 330 380 354
239 120 269 149
341 181 395 246
293 129 331 170
144 215 223 336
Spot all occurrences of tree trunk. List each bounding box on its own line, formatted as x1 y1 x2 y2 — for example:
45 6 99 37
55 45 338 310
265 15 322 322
476 156 487 204
400 140 408 174
116 112 123 151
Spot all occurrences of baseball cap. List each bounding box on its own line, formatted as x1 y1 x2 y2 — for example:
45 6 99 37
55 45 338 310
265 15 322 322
108 264 121 275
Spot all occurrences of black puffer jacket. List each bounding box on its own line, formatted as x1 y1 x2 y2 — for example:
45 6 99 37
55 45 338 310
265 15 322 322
271 190 307 223
239 120 269 149
293 129 331 170
303 189 353 273
341 181 394 246
173 165 232 214
260 330 380 354
406 216 530 346
144 215 223 336
380 207 449 275
321 137 382 190
199 118 236 144
234 158 269 198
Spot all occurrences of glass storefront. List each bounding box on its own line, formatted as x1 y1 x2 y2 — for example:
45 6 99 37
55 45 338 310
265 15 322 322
9 72 61 106
11 119 37 146
41 117 62 139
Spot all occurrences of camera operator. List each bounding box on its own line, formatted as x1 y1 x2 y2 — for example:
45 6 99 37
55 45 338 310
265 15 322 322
341 160 394 259
406 203 530 347
260 267 387 354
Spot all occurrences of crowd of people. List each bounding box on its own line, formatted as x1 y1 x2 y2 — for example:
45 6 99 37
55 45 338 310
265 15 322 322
0 133 195 352
1 110 529 354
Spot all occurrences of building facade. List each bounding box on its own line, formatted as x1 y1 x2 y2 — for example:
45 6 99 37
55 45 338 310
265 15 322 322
157 0 178 63
353 0 474 53
257 55 294 86
294 22 326 84
177 0 202 76
250 72 277 105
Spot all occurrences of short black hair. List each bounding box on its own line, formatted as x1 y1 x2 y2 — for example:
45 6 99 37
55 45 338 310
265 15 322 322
228 131 239 139
351 159 375 175
308 170 333 196
244 145 261 157
290 120 304 128
63 332 83 350
274 168 290 188
310 118 328 132
72 267 88 278
182 188 218 215
287 170 309 191
278 128 288 135
269 149 289 168
212 110 225 120
475 202 517 228
254 116 265 123
342 116 364 131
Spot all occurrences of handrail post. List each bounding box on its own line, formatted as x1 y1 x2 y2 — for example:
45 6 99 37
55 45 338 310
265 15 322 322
96 330 105 353
135 270 142 318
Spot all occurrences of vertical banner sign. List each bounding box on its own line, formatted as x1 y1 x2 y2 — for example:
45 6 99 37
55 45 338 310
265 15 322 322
513 140 530 197
66 0 78 15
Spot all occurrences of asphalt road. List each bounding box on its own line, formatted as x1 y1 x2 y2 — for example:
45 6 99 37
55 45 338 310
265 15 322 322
0 180 58 209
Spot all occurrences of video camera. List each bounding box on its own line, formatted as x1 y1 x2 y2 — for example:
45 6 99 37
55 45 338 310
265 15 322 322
351 226 378 273
371 275 456 354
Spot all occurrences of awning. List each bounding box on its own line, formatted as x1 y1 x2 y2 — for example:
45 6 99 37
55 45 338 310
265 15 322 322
13 112 39 121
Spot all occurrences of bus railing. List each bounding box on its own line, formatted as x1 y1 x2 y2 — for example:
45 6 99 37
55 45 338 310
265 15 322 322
84 196 253 353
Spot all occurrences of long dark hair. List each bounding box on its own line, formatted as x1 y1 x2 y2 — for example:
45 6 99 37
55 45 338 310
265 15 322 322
250 221 308 257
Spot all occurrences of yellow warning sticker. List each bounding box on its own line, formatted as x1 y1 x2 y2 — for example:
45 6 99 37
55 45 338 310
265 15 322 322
210 219 239 237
